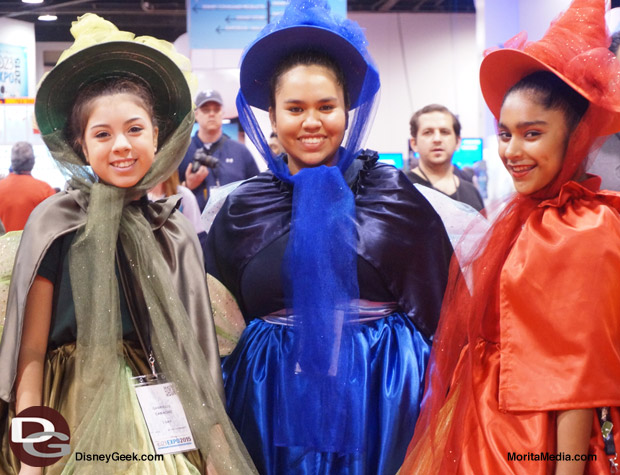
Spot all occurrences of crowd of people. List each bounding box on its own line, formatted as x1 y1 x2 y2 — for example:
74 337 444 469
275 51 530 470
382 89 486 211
0 0 619 474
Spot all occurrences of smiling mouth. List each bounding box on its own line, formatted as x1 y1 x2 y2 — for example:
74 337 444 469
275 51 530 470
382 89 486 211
508 164 536 177
112 159 138 169
300 137 324 145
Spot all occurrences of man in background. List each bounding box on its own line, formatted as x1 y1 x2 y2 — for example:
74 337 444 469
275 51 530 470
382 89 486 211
0 141 55 231
587 31 620 190
179 90 259 210
407 104 485 212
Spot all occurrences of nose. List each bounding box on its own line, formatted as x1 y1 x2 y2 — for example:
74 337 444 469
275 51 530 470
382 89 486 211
302 110 321 130
502 137 521 161
112 134 131 154
432 130 442 142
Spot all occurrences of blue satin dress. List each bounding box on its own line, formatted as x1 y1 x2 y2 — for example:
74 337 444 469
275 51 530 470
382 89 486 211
207 152 452 475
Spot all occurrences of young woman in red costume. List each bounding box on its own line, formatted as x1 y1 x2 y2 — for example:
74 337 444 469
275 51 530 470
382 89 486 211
399 0 620 474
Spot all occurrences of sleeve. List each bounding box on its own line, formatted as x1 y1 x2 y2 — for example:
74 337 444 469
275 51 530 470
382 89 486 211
37 235 62 282
178 185 206 234
498 199 620 412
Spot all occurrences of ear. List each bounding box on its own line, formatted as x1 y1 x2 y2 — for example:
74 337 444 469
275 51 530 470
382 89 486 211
456 136 462 150
79 140 89 163
153 126 159 151
269 107 276 132
409 137 418 154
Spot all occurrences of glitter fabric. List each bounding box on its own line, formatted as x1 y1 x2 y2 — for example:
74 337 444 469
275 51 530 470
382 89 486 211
0 231 21 337
0 13 256 474
207 275 246 356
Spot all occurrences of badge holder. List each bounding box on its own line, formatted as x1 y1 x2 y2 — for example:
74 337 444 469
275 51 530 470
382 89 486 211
116 245 197 456
131 353 197 455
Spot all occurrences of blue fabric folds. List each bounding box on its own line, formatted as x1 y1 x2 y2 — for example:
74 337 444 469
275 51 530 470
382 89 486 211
223 313 431 475
233 0 383 458
277 165 360 452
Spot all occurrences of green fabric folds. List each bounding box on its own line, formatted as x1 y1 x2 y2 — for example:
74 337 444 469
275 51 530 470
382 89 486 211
41 112 256 473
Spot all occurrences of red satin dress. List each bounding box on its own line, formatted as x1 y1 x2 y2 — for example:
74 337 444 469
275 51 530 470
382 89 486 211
403 178 620 474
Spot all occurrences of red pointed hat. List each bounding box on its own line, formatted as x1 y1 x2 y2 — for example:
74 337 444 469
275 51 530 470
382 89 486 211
480 0 620 136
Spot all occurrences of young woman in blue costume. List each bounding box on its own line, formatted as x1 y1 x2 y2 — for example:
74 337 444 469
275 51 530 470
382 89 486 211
205 0 453 473
0 14 255 475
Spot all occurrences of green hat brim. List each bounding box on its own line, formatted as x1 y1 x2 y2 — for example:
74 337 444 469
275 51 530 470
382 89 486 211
35 41 192 146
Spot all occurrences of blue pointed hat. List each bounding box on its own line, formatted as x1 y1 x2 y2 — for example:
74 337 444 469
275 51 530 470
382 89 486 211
239 0 379 111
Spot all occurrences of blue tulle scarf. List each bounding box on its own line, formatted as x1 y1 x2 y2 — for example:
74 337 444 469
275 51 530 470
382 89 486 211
235 0 381 454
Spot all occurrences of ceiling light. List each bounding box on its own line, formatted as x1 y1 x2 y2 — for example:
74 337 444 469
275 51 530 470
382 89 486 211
38 14 57 21
22 0 45 4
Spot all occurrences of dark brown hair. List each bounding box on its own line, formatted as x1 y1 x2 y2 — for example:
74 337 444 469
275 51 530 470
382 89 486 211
269 50 350 112
409 104 461 139
503 71 589 133
68 77 157 158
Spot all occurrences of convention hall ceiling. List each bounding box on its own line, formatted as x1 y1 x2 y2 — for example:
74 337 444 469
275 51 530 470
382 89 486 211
0 0 476 42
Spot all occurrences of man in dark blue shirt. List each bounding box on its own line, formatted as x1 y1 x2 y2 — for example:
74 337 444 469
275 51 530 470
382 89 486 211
179 90 260 210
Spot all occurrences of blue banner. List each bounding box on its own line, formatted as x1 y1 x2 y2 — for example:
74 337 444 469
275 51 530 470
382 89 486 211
188 0 347 49
0 44 28 98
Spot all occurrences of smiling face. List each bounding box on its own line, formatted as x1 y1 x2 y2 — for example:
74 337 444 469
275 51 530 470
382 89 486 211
81 93 158 188
497 90 569 195
411 111 460 169
269 64 347 175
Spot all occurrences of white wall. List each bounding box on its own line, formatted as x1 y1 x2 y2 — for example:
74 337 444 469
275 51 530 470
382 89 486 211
352 12 479 159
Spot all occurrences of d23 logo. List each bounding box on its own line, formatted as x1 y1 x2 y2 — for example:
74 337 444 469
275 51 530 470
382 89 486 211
9 406 70 467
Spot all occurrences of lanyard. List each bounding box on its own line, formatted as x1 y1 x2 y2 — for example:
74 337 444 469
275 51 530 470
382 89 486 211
116 240 157 377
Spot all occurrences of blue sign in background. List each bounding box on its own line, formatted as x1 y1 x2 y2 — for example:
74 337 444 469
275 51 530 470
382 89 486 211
0 44 28 98
188 0 347 50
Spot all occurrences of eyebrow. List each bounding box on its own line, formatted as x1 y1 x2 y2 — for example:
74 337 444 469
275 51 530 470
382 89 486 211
89 116 144 130
282 97 338 104
498 120 548 129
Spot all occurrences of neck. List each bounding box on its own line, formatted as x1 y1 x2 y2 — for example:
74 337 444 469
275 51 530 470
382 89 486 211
12 171 32 176
149 182 164 197
198 128 222 144
416 160 453 181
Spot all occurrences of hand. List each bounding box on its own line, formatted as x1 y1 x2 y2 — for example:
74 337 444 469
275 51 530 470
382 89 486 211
19 464 42 475
185 162 209 190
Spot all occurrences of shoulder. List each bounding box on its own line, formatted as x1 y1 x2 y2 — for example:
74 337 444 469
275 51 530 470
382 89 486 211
355 153 438 208
512 185 620 274
225 171 287 206
177 184 197 201
222 136 250 151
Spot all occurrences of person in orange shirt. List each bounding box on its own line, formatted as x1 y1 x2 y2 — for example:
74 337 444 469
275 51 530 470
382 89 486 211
0 142 55 231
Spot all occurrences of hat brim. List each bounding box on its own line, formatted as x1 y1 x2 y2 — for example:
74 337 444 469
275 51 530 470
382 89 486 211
480 48 620 136
35 41 192 145
240 25 371 111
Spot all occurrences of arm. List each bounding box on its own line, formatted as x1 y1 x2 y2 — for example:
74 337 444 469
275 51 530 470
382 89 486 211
15 275 53 475
15 275 53 412
555 408 593 475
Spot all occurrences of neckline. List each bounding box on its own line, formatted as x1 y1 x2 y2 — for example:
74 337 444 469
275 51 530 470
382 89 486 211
416 166 460 201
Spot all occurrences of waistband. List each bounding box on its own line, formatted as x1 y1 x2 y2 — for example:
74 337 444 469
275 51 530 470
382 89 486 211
261 300 399 326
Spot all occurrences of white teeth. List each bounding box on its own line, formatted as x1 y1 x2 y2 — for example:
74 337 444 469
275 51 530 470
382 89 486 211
113 159 136 169
511 164 535 172
300 137 322 144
